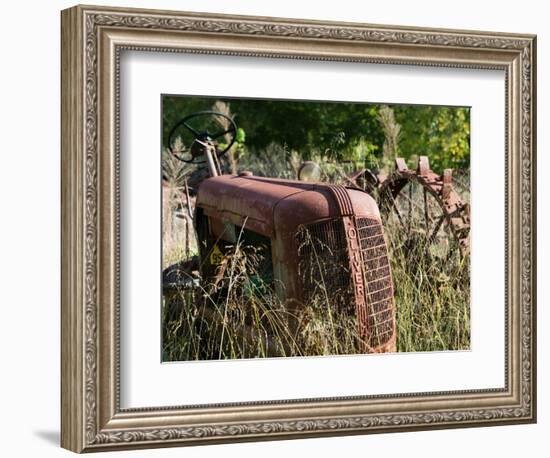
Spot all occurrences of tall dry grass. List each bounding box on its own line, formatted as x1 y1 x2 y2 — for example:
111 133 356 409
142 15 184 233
162 224 368 361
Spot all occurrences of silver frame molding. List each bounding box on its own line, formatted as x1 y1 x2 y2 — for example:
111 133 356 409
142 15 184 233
61 4 536 453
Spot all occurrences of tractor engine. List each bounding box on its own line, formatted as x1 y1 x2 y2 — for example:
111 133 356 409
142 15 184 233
195 173 396 353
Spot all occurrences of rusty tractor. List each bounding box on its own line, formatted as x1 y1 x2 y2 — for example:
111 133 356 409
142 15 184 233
163 111 397 354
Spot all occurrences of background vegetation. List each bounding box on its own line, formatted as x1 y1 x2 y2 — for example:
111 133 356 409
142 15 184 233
162 95 470 172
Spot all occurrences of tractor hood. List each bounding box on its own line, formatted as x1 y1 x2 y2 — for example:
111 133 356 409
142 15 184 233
196 173 380 238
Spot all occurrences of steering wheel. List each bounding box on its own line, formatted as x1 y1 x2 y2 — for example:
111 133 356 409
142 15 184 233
168 110 237 164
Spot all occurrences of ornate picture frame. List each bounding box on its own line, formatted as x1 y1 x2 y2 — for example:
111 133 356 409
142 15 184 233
61 4 536 452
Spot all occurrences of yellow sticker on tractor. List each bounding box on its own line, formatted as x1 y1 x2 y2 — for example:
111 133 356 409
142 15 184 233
210 244 224 265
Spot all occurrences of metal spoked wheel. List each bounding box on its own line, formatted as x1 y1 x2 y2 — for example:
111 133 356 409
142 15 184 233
377 156 470 264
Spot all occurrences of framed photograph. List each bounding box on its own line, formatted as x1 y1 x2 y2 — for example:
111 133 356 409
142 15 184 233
61 4 536 453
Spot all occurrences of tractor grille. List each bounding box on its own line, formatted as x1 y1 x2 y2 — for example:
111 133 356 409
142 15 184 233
296 217 395 350
356 217 395 348
296 219 353 314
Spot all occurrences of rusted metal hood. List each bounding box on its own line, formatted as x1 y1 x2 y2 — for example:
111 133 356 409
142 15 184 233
196 174 380 237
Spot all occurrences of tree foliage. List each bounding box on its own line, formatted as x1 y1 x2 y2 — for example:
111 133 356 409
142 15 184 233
394 105 470 170
162 95 470 173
